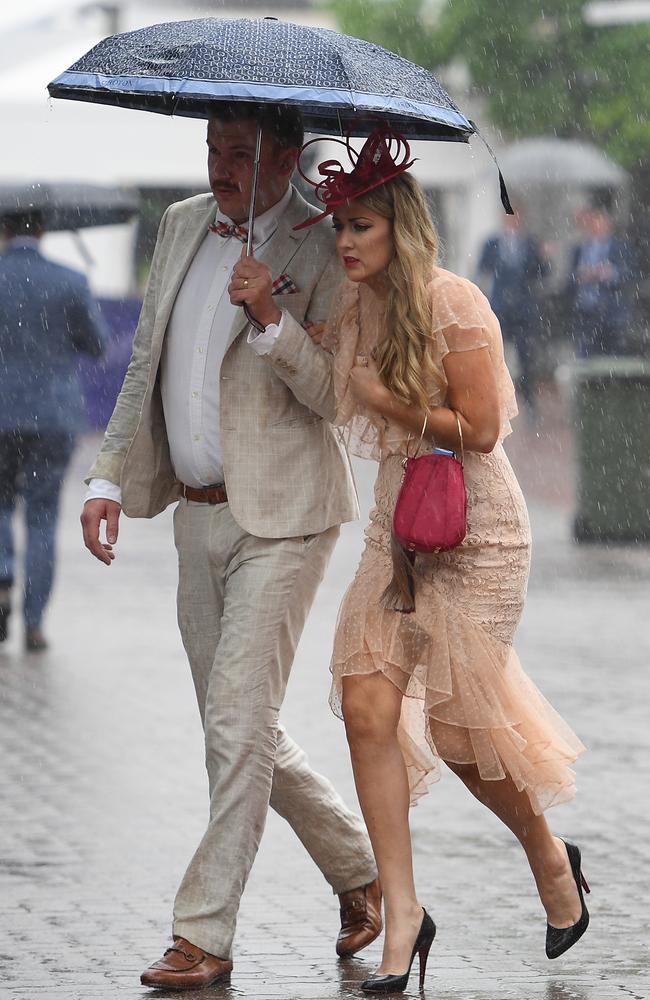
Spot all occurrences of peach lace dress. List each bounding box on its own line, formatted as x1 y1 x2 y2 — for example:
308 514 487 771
329 266 585 814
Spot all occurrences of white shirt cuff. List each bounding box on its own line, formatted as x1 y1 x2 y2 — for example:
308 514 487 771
85 478 122 506
247 310 285 355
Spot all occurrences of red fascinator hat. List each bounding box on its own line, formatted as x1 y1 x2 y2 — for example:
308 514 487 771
293 127 416 231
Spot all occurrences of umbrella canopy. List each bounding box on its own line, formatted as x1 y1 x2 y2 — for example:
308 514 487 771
46 17 511 331
47 16 474 142
497 138 628 187
0 181 140 231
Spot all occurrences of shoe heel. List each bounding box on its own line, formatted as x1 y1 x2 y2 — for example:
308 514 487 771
418 939 433 990
581 872 591 894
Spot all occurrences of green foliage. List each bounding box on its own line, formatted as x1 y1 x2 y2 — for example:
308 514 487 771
329 0 650 168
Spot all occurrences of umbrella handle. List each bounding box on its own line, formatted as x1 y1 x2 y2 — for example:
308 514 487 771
244 121 266 333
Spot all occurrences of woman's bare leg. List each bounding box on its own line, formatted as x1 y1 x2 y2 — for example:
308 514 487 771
443 758 582 927
342 673 424 974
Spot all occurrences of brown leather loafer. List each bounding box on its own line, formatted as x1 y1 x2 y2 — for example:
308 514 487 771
140 937 233 990
336 877 383 957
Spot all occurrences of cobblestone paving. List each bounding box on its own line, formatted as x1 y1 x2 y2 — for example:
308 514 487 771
1 397 649 1000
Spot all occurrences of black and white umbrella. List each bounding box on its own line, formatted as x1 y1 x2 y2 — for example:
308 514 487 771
48 17 510 323
47 16 474 142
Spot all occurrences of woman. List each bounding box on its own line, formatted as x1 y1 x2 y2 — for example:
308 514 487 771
302 131 588 994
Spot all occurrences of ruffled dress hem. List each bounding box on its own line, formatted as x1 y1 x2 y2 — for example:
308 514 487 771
330 572 585 816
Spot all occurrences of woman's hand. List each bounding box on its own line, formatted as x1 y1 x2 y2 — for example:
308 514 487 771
305 321 326 343
306 321 339 354
349 356 390 410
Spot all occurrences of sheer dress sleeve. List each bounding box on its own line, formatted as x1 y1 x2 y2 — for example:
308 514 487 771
431 275 519 441
431 277 491 355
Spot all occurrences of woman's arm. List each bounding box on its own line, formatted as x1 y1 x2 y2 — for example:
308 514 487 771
348 343 501 454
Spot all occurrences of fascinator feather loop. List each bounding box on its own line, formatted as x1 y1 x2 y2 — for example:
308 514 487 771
294 127 416 230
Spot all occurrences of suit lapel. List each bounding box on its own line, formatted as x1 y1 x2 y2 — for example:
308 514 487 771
225 188 315 349
155 197 216 343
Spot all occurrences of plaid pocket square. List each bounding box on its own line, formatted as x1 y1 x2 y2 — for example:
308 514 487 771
272 273 299 296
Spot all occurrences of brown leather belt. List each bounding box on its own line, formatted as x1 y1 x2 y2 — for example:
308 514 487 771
181 483 228 505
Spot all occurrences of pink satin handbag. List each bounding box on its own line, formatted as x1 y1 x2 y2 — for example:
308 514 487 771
382 411 467 613
393 410 467 553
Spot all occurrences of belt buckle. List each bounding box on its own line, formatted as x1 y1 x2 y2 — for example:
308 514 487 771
206 482 225 505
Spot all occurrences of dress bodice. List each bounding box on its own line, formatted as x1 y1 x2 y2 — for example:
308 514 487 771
328 265 518 460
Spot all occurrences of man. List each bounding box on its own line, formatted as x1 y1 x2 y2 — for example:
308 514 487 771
81 104 380 990
568 204 630 357
477 208 549 412
0 211 105 651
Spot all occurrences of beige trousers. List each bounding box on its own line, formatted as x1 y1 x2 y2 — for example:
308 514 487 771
171 501 376 957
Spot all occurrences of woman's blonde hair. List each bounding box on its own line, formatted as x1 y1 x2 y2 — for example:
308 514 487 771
359 174 442 613
359 173 441 409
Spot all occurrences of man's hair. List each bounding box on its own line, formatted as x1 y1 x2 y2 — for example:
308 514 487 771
209 102 304 149
2 211 44 238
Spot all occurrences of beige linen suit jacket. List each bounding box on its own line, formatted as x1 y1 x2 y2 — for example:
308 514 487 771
87 186 358 538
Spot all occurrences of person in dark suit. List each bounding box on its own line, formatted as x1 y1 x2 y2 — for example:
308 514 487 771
567 205 631 357
0 210 106 651
477 208 549 412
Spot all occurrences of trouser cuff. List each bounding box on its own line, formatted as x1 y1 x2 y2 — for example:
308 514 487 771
172 919 234 961
330 863 379 896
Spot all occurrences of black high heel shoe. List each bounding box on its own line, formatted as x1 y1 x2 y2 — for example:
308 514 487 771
546 839 590 959
361 908 436 994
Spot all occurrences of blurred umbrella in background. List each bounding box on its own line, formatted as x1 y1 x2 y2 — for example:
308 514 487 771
0 181 140 232
497 138 628 189
494 137 631 301
0 181 141 426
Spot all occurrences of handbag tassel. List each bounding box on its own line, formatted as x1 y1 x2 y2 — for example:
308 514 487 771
380 532 416 614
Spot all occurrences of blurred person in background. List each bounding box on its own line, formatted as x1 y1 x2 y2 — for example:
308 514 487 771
477 207 549 415
568 202 631 357
0 211 106 651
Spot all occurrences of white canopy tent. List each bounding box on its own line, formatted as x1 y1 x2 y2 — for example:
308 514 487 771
0 4 221 293
0 15 210 294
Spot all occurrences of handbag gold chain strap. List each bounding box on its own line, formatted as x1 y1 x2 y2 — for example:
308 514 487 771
404 412 429 466
453 409 464 466
406 409 464 465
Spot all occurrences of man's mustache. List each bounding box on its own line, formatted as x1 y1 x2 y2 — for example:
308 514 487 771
213 181 241 192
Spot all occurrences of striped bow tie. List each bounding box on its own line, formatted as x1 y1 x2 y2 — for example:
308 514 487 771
208 220 249 243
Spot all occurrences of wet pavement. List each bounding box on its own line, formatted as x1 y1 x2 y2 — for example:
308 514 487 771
1 386 649 1000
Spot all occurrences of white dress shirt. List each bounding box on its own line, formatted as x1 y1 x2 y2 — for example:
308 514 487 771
86 187 292 506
